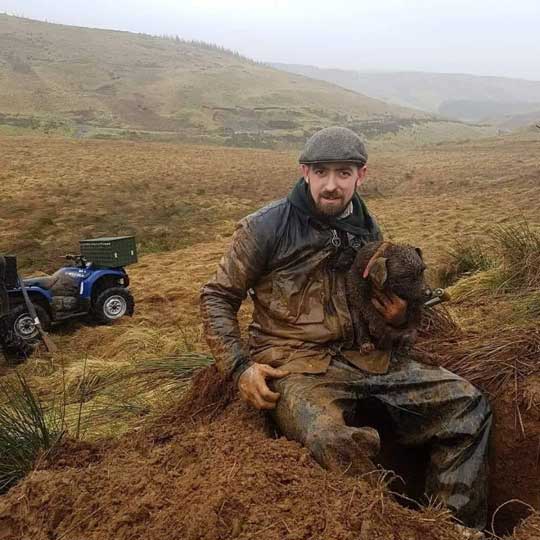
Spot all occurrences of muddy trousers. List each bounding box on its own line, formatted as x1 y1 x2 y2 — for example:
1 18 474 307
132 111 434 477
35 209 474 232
272 355 493 530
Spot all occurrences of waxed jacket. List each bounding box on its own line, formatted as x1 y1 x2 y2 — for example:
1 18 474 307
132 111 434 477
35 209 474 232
200 195 382 378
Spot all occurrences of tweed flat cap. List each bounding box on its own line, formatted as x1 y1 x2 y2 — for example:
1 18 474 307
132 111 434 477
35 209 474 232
299 126 368 165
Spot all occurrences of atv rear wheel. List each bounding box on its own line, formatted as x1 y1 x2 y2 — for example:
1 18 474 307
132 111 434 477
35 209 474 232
92 287 134 324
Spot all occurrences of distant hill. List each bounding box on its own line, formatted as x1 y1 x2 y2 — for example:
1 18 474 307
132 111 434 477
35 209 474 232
0 15 495 146
272 64 540 128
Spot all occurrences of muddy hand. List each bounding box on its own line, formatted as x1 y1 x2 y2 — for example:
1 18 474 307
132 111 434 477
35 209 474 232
238 363 289 410
371 291 408 327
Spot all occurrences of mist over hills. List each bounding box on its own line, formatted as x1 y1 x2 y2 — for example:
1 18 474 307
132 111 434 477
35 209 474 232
0 14 496 146
271 63 540 129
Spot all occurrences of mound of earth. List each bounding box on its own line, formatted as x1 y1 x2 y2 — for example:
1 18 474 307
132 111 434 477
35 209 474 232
0 360 538 540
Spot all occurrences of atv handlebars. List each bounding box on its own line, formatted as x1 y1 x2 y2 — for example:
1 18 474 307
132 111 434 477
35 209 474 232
65 254 88 267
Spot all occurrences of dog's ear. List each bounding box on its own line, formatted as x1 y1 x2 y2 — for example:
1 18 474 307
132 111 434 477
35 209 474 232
368 257 388 289
415 247 423 259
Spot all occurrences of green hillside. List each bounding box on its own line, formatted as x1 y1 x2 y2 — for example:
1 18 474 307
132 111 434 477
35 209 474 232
0 15 494 146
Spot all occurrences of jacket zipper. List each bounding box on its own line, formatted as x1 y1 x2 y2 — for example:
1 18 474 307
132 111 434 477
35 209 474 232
331 229 341 248
329 229 355 344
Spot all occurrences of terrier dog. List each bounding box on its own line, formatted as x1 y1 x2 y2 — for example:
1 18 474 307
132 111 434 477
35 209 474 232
346 241 432 353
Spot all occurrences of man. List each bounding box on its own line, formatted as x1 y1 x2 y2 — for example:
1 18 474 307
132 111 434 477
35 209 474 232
200 127 491 535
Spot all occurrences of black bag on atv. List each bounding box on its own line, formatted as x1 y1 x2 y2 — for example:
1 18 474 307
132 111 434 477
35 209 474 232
0 256 9 319
0 256 34 362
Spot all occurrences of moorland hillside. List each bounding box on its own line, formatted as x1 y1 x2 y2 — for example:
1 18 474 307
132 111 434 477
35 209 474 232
273 63 540 127
0 14 495 145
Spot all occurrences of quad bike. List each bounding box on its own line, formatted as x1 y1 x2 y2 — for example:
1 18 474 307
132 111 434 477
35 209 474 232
0 251 135 360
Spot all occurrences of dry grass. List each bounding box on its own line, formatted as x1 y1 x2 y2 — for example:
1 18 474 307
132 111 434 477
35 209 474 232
437 222 540 329
417 305 462 340
415 298 540 424
2 131 539 273
509 511 540 540
0 373 65 492
416 223 540 409
0 137 295 270
449 268 504 303
0 132 538 540
0 131 539 441
437 240 495 287
492 222 540 292
415 324 540 396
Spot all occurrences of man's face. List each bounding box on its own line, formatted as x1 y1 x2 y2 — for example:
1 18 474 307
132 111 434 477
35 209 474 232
301 162 367 217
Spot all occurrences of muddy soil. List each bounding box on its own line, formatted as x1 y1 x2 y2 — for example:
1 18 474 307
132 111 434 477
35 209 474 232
488 376 540 534
0 367 538 540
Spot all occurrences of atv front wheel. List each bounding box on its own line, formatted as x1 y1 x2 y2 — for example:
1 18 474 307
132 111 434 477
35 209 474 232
92 288 134 324
0 303 51 362
11 303 51 342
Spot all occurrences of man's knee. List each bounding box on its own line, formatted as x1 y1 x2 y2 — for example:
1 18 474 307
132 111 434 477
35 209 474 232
271 374 379 470
446 376 493 435
271 374 324 443
455 378 491 411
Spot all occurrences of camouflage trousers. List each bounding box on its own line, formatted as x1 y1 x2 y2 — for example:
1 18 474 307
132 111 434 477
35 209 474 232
272 355 492 530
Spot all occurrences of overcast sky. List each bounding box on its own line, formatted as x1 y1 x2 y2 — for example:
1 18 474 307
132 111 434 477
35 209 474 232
2 0 540 80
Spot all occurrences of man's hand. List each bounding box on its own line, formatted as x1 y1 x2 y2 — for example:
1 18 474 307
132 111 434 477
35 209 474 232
238 363 289 410
371 290 408 327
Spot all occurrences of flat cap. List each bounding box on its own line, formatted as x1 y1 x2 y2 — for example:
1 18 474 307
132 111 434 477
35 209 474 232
299 126 368 165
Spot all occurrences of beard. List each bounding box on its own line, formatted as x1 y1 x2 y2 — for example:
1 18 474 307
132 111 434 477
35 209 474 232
312 191 351 217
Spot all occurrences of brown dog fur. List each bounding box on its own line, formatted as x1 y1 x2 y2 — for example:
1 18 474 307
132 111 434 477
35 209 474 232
346 241 430 353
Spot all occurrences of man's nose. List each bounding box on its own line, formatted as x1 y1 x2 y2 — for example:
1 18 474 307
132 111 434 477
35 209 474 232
325 172 338 191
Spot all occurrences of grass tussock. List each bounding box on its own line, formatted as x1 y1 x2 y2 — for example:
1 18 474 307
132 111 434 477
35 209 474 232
438 240 494 287
417 305 462 341
443 221 540 300
63 353 214 438
1 354 214 445
512 292 540 321
492 222 540 292
0 373 65 492
414 323 540 397
448 267 503 303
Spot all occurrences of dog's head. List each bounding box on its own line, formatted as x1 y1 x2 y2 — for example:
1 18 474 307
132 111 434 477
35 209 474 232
358 242 431 303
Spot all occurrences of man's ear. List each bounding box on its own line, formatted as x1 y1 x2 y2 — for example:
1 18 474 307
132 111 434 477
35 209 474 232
368 257 388 289
415 247 423 259
355 165 368 189
301 164 310 182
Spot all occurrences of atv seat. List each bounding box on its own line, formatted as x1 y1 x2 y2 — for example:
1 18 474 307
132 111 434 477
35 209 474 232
24 272 61 290
24 269 80 297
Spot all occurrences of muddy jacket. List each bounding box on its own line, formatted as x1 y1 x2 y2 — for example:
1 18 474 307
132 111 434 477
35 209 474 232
200 192 382 379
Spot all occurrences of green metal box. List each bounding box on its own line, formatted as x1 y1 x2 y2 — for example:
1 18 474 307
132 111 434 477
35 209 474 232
79 236 138 267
